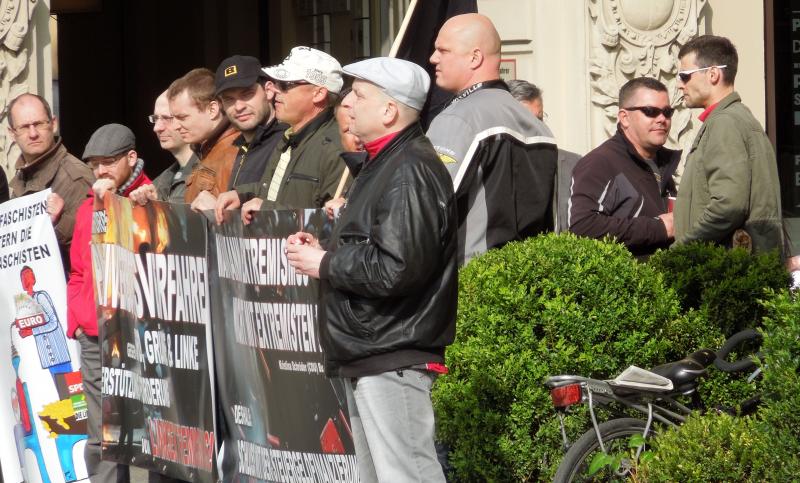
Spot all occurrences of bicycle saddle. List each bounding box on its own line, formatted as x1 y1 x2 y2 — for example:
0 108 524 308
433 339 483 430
649 349 716 387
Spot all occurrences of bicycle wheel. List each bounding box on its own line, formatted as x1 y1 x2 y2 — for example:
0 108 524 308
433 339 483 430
553 418 648 483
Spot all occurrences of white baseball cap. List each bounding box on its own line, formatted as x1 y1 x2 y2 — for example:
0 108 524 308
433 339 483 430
342 57 430 110
263 46 343 94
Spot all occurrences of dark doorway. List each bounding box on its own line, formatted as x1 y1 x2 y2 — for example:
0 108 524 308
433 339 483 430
54 0 269 178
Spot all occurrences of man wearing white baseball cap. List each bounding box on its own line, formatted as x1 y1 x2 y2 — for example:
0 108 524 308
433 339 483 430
215 46 348 222
286 57 457 483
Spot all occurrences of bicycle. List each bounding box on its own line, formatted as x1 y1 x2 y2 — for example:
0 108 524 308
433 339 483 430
545 329 762 482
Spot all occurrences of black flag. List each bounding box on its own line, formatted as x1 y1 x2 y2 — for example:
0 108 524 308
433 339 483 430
393 0 478 129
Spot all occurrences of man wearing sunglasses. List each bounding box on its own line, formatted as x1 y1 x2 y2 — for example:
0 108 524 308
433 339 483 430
673 35 782 253
67 123 151 483
215 46 346 223
569 77 680 257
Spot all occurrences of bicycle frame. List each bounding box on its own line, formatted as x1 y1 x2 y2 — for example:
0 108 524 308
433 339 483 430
546 375 696 453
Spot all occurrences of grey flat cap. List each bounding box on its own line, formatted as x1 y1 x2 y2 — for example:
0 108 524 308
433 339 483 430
82 123 136 160
342 57 430 110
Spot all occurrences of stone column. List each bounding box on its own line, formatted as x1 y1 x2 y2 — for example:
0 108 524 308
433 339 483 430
0 0 52 178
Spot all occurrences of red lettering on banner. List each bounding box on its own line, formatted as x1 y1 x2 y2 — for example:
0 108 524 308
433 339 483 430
16 314 45 330
146 418 214 472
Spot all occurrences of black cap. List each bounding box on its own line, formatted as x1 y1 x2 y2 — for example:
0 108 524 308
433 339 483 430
215 55 265 96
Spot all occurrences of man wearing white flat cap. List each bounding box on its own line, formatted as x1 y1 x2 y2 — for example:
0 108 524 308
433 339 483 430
285 57 457 483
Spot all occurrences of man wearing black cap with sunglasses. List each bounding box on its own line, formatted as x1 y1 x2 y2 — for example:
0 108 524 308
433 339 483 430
569 77 680 257
674 35 782 254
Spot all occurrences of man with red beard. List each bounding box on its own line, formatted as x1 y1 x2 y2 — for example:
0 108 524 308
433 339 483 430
569 77 680 257
67 123 151 482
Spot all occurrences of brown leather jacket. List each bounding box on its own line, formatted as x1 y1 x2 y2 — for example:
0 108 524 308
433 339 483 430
9 139 94 251
184 123 239 202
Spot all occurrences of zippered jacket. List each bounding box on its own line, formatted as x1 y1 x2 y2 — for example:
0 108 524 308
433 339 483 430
674 92 783 254
318 123 458 378
240 108 346 209
426 82 558 264
569 127 679 256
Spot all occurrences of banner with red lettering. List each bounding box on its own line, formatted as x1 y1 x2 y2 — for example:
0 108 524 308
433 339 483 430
0 190 89 483
209 209 359 482
93 195 216 482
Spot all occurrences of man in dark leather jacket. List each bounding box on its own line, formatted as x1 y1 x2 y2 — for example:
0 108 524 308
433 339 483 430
286 57 457 483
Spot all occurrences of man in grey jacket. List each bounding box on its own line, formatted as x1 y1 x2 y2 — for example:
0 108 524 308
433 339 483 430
674 35 782 254
426 14 558 264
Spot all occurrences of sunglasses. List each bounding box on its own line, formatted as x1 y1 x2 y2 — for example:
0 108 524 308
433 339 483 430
622 106 675 119
677 65 727 83
274 80 310 92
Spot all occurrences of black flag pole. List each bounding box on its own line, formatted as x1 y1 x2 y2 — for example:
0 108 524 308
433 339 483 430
390 0 479 129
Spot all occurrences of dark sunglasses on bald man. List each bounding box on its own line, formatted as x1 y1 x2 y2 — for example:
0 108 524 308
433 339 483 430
622 106 675 119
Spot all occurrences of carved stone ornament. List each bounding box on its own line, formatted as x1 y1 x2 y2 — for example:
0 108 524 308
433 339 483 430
587 0 707 153
0 0 38 175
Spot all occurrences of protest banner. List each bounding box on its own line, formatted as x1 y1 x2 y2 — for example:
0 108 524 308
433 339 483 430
209 209 359 482
92 195 216 482
0 190 88 483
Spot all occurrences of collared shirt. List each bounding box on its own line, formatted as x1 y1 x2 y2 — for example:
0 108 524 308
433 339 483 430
698 102 720 122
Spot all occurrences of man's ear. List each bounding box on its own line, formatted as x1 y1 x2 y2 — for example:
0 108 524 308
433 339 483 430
126 150 138 167
470 48 484 69
207 99 221 119
312 86 329 104
618 109 630 129
709 66 725 86
383 100 400 126
264 81 276 101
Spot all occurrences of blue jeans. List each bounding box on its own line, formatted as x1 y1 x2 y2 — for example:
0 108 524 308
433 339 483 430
345 370 445 483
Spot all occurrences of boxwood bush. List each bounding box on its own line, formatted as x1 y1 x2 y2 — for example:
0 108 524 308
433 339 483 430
432 233 721 481
647 243 789 336
639 290 800 481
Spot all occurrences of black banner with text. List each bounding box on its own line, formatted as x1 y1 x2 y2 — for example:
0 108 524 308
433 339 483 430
93 197 215 482
209 209 358 482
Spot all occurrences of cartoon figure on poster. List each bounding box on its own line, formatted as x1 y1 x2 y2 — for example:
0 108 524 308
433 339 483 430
11 265 88 483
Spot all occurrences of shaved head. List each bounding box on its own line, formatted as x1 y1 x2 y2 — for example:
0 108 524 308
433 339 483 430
443 14 501 59
430 13 502 93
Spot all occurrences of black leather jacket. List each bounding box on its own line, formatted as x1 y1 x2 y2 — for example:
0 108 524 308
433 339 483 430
318 123 458 377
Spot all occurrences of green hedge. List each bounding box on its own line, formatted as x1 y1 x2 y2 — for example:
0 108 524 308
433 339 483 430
648 243 789 336
432 233 720 481
433 236 792 481
639 290 800 481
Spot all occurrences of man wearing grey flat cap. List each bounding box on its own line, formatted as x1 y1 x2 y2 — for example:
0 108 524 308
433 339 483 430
67 123 151 483
215 46 348 223
286 56 456 483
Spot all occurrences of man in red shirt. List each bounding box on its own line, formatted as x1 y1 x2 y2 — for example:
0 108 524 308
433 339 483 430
67 123 151 482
